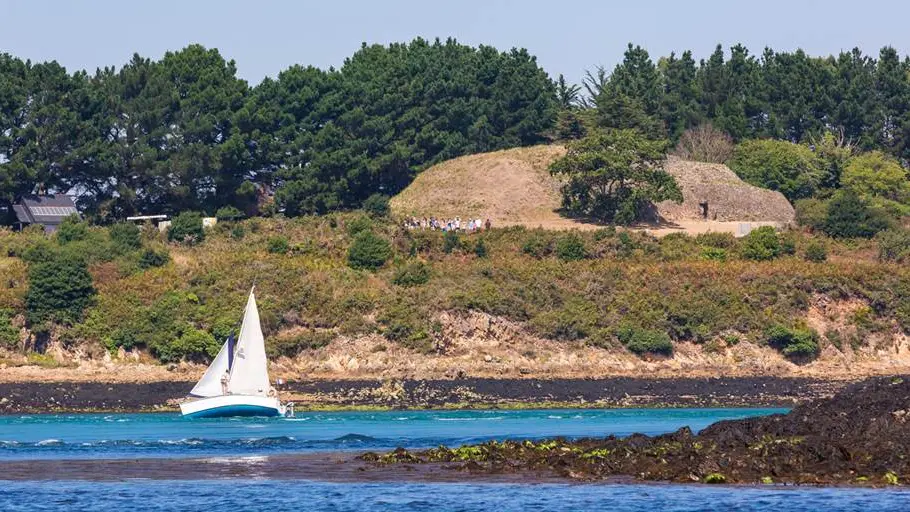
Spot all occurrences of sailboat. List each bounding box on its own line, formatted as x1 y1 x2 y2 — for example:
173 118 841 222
180 287 292 418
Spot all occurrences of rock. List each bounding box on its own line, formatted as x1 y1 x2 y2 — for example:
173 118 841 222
483 355 493 363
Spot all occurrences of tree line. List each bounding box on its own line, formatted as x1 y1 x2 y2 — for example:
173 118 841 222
559 43 910 161
3 40 910 221
0 38 555 220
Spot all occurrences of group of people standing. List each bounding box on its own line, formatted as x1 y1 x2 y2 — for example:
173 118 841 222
403 216 492 233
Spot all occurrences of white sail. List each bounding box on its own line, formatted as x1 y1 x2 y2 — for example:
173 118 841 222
226 288 271 396
189 339 229 398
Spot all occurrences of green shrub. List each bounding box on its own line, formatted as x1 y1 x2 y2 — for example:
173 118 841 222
474 238 488 258
392 262 432 287
215 205 245 221
555 234 587 261
700 247 728 262
362 193 390 218
794 198 828 231
522 233 552 258
695 232 736 249
56 214 89 244
267 330 334 358
822 191 892 239
804 241 828 262
138 248 170 269
168 211 205 245
617 326 673 356
876 229 910 263
0 309 20 350
779 232 797 255
348 231 392 270
443 231 460 254
531 299 598 341
157 328 219 363
378 298 432 352
267 236 290 254
765 325 820 359
108 222 141 253
345 215 373 237
729 139 822 201
740 226 781 261
230 224 245 240
26 253 95 326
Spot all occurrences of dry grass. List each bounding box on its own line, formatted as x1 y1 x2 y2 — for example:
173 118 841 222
391 145 795 234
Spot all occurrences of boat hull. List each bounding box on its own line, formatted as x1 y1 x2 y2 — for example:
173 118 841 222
180 395 285 418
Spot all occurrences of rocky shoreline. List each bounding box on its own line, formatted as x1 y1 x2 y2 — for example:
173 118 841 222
360 376 910 486
0 377 848 414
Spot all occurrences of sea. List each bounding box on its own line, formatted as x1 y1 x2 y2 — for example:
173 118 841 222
1 408 907 511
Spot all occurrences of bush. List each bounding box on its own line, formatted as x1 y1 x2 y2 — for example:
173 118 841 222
348 231 392 270
474 238 488 258
671 123 734 163
378 298 432 352
267 236 290 254
522 233 552 258
443 231 460 254
345 215 373 236
804 241 828 262
700 247 728 262
876 229 910 263
267 330 334 358
230 224 245 240
215 205 245 221
108 222 141 253
138 248 170 269
555 233 587 261
617 326 673 356
168 211 205 245
531 299 598 341
740 226 781 261
362 193 391 218
26 254 95 326
695 232 736 249
822 191 892 239
779 232 797 256
157 328 219 363
765 325 820 359
729 139 822 201
56 215 89 244
392 261 432 287
0 309 20 350
794 198 828 231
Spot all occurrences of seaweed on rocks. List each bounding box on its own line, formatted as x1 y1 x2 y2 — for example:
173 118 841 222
361 376 910 486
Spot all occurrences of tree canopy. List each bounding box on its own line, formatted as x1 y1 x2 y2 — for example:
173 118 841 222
549 129 682 225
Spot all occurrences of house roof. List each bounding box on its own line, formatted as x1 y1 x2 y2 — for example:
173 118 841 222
13 195 79 225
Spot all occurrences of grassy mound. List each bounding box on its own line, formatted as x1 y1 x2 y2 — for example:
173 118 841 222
391 145 795 229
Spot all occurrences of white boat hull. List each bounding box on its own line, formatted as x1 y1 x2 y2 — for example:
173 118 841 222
180 395 286 418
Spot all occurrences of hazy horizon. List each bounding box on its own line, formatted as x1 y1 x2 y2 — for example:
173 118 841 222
3 0 909 85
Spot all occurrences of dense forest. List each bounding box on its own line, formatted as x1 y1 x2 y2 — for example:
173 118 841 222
2 39 910 220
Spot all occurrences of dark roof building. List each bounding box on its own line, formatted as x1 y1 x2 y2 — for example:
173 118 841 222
12 195 80 233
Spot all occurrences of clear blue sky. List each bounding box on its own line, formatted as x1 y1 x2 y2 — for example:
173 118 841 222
2 0 908 86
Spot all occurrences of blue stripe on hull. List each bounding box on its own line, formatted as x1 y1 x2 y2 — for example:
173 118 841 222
184 404 281 419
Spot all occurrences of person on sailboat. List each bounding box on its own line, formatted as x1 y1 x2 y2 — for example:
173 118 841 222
221 371 229 395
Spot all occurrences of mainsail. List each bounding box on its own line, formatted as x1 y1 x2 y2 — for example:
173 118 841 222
226 288 272 396
188 339 230 398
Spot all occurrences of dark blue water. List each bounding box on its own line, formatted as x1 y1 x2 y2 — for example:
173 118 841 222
2 480 907 512
0 408 785 460
2 408 904 511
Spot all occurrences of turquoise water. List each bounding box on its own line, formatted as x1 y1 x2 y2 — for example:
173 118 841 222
2 408 906 511
0 408 786 460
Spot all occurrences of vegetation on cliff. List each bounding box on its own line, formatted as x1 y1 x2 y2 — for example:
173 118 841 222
0 214 908 365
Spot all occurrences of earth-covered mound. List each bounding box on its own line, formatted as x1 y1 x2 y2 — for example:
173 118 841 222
390 145 794 229
360 376 909 485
